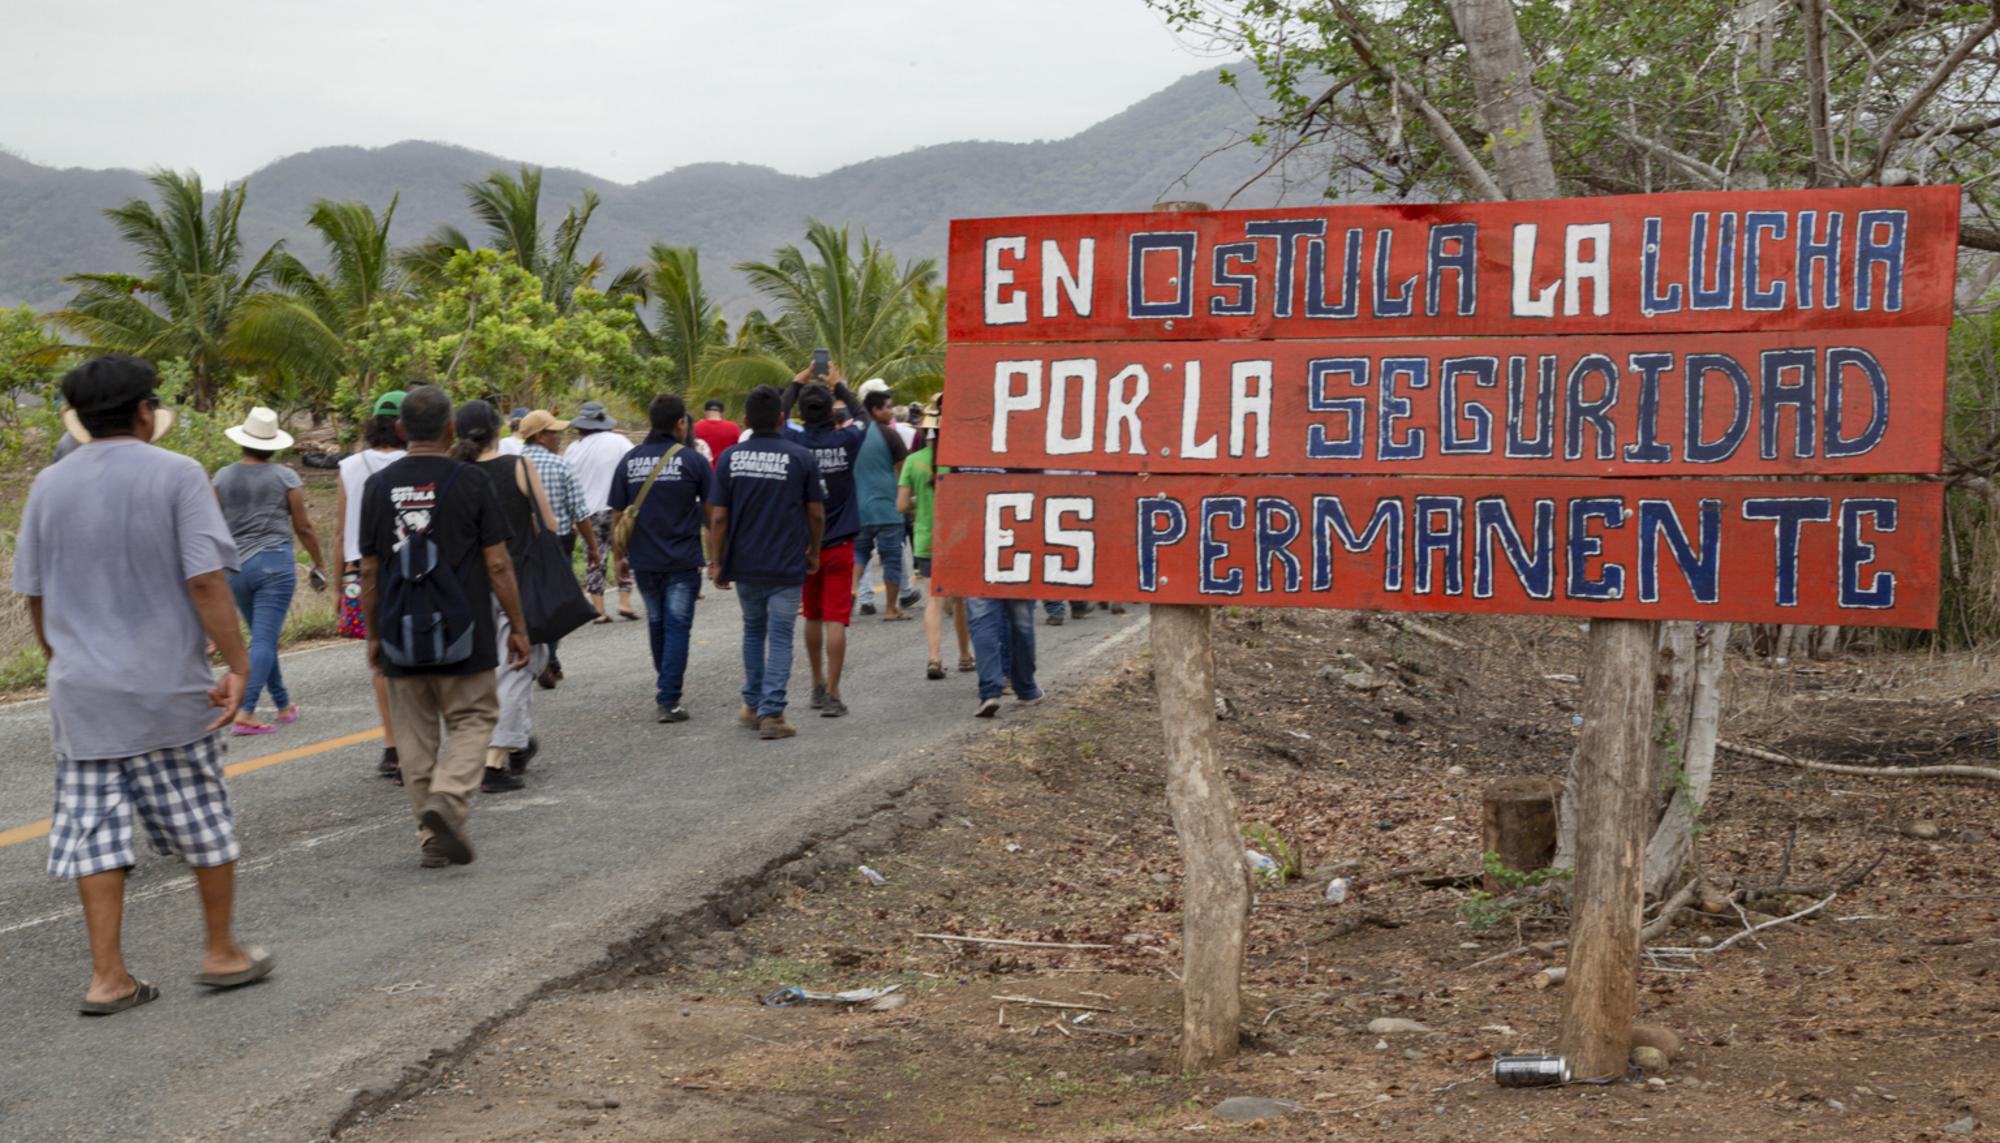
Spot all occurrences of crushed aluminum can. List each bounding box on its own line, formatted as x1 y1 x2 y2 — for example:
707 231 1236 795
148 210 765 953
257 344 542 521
1493 1053 1571 1088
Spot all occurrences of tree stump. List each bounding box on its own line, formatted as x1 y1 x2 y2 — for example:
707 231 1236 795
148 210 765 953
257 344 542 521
1481 777 1561 890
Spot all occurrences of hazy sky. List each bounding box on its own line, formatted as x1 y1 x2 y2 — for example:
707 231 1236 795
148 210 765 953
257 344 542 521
0 0 1218 183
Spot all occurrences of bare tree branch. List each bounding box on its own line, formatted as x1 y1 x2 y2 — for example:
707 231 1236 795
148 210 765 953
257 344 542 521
1549 96 1730 185
1801 0 1838 185
1325 0 1507 200
1961 221 2000 254
1866 3 2000 183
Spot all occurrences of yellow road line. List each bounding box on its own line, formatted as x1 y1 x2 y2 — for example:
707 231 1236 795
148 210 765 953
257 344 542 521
0 726 384 851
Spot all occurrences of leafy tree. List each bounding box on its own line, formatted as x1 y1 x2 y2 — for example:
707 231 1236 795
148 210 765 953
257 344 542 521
736 220 941 385
46 170 324 410
0 307 73 461
247 196 405 406
352 248 653 413
400 165 640 312
634 243 793 406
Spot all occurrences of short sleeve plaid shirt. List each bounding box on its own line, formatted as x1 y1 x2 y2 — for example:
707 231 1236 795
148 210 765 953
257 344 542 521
524 443 589 537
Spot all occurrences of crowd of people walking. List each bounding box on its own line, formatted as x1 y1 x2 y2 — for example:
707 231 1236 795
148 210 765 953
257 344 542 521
11 352 1116 1015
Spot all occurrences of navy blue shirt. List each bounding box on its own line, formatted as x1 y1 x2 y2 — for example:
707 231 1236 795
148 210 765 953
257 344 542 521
784 421 867 545
715 433 826 585
608 433 714 574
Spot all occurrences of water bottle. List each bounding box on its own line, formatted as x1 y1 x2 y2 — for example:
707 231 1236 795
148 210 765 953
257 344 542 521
1244 850 1281 882
1326 877 1351 904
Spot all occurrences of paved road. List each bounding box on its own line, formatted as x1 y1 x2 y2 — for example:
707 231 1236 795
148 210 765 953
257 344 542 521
0 597 1144 1142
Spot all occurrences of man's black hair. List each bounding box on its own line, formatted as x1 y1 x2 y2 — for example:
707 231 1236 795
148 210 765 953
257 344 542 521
744 386 784 432
242 446 277 462
62 354 158 439
650 394 688 436
862 391 893 413
797 385 834 427
399 384 453 443
362 413 402 450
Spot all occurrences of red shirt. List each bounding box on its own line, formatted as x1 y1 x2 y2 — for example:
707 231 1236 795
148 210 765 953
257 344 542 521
693 417 741 461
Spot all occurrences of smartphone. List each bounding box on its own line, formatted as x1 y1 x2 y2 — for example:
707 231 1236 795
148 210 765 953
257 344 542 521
811 348 830 380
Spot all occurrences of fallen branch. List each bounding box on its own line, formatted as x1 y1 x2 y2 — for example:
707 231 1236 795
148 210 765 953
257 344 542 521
1648 892 1839 959
917 933 1114 951
1466 938 1566 971
1374 613 1470 650
1639 882 1702 942
1720 740 2000 783
990 994 1117 1012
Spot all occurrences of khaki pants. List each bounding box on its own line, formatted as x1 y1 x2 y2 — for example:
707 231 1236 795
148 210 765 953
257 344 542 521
386 671 500 844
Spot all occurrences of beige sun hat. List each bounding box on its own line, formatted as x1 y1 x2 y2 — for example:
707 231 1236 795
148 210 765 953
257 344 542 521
62 405 176 445
223 407 295 452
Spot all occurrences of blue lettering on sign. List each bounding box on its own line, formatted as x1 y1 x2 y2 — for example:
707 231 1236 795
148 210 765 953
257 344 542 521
1243 219 1326 318
1505 356 1557 458
1378 357 1429 461
1684 353 1751 464
1742 496 1833 607
1473 497 1555 600
1742 211 1789 311
1839 498 1898 608
1637 499 1722 604
1564 354 1620 461
1311 497 1404 592
1412 496 1465 596
1127 232 1197 320
1372 229 1417 318
1759 347 1818 460
1136 495 1188 592
1623 352 1675 464
1797 210 1843 309
1304 229 1363 319
1566 497 1627 600
1255 497 1303 592
1208 242 1257 317
1854 209 1907 312
1426 222 1477 317
1641 217 1684 316
1440 357 1497 455
1690 212 1737 311
1824 347 1889 458
1306 358 1368 460
1200 496 1247 594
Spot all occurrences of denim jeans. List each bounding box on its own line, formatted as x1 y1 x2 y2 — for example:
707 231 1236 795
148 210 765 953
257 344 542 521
737 580 803 717
227 546 296 714
967 598 1039 702
853 523 906 594
637 567 703 707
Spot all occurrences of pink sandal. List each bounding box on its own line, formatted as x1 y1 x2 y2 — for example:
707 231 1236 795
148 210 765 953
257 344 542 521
231 722 277 737
276 705 300 725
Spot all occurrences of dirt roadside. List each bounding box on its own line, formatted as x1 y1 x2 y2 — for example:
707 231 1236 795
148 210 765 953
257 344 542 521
342 609 1999 1141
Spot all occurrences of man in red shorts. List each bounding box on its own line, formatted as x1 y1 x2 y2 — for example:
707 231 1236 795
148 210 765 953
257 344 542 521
782 370 867 718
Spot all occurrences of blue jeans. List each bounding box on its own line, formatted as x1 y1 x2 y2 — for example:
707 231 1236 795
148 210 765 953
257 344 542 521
967 598 1039 702
228 547 295 714
737 580 803 717
636 567 703 707
853 523 906 593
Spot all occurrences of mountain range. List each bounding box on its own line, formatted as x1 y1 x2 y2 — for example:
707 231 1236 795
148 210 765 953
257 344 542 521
0 65 1358 321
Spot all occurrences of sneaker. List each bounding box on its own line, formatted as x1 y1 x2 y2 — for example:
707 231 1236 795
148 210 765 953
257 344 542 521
975 698 1002 719
821 695 849 718
417 796 474 865
899 588 922 609
810 684 827 710
1045 614 1065 627
759 714 797 740
857 602 878 617
739 705 761 729
658 704 691 723
419 840 452 869
1017 687 1046 704
376 747 400 779
507 737 539 775
481 767 525 794
536 667 559 690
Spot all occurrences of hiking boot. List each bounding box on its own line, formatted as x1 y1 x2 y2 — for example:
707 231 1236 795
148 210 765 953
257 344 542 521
481 767 525 794
857 602 878 617
820 695 849 718
507 737 539 774
418 840 452 868
738 705 761 729
376 747 400 779
417 796 474 865
975 698 1002 719
536 666 559 690
1045 614 1065 627
810 684 827 710
658 704 690 724
758 714 797 740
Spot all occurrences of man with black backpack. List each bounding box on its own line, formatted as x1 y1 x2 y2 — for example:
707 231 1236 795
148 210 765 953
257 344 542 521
360 386 532 869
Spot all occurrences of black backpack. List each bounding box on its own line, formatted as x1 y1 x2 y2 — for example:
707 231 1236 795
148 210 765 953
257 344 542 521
377 463 478 669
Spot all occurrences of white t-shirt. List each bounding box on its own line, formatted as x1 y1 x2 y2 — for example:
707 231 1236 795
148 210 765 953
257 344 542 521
498 436 525 456
338 447 405 564
566 431 631 515
892 423 917 450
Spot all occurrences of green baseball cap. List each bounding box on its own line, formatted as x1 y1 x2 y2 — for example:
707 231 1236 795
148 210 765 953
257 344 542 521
372 390 406 417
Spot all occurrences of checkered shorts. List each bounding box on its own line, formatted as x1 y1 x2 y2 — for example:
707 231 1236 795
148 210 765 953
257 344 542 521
47 733 240 880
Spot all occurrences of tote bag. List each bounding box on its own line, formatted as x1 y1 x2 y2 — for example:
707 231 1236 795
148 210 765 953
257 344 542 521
517 506 598 646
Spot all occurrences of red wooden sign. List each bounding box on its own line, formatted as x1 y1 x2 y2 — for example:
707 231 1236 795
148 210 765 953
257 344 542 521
947 187 1959 342
937 327 1945 477
930 473 1941 627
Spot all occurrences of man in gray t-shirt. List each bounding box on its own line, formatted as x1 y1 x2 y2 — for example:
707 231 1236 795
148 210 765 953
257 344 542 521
10 354 274 1015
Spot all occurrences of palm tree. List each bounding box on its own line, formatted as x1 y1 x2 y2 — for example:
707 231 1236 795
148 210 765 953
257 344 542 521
234 196 402 405
400 165 637 311
48 170 324 409
735 221 941 385
630 243 792 406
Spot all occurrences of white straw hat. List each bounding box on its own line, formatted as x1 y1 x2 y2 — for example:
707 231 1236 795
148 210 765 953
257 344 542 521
224 407 295 452
62 405 176 445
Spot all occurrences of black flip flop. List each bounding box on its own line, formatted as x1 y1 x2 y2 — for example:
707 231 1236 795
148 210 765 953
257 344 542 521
195 945 274 990
590 616 614 626
618 609 641 621
80 979 159 1016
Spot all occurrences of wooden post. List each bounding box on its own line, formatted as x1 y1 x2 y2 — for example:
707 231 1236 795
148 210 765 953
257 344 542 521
1480 777 1560 890
1556 618 1656 1078
1146 199 1249 1074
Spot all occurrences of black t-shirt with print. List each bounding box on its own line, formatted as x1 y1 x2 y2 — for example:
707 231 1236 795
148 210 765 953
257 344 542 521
359 455 511 676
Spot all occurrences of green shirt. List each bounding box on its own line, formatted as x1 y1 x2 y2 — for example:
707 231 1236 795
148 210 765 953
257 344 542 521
899 446 945 557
